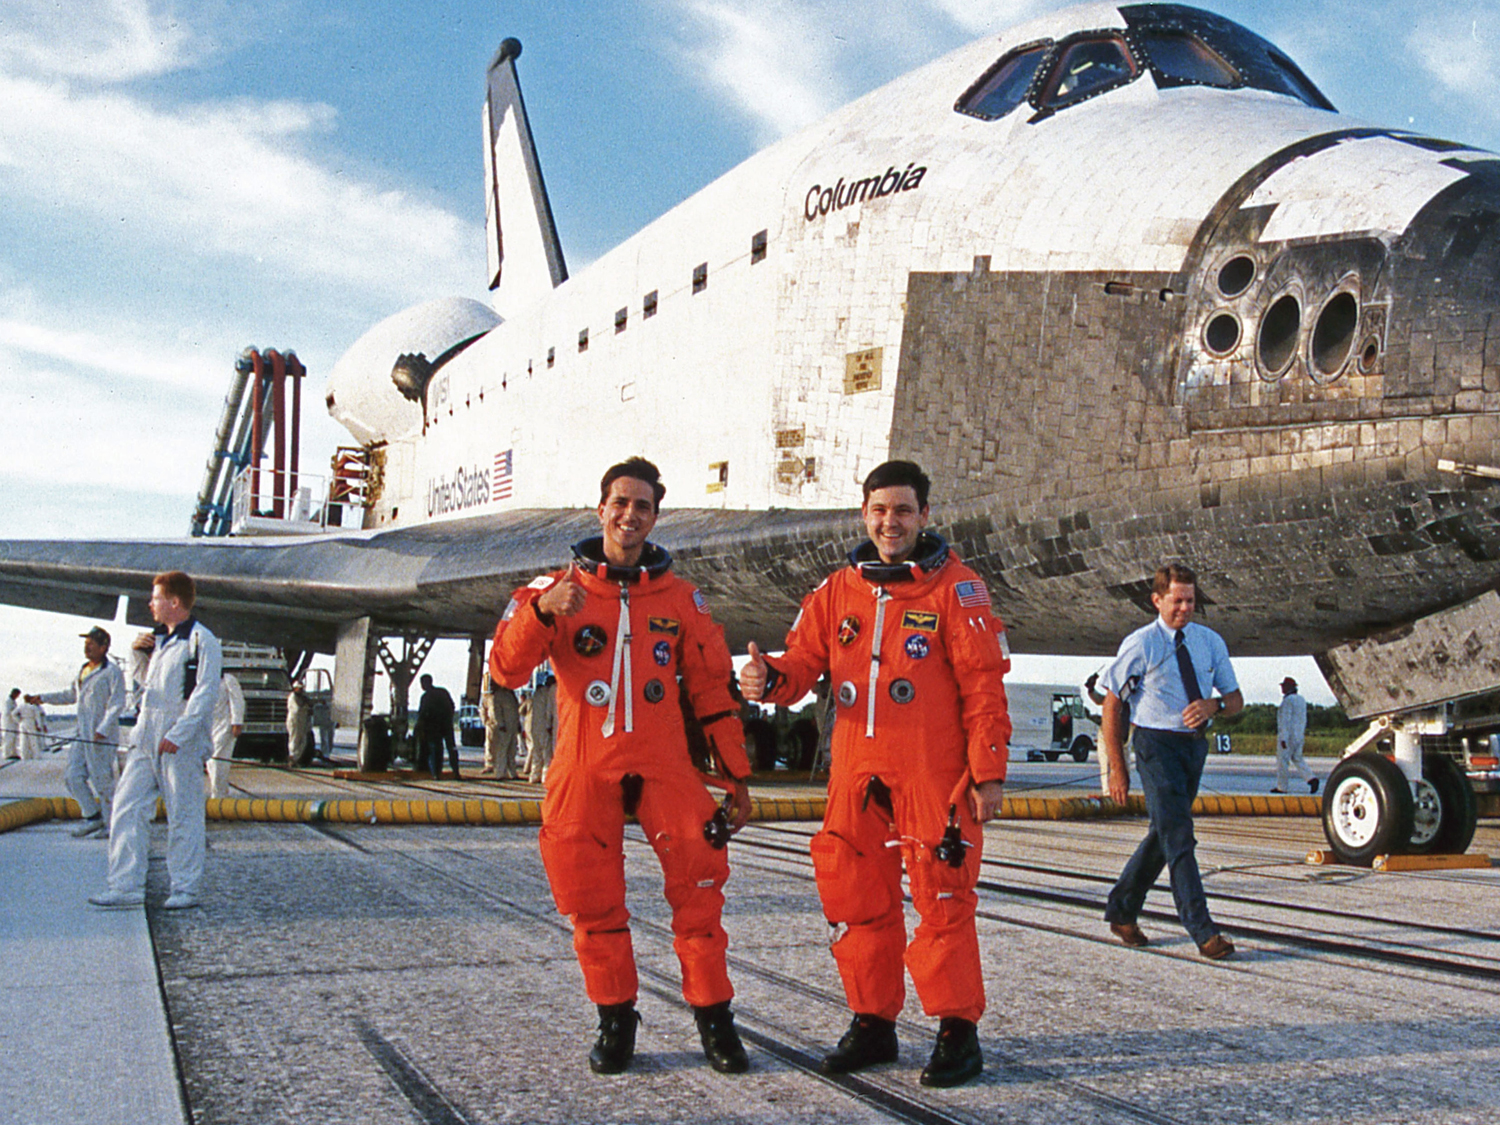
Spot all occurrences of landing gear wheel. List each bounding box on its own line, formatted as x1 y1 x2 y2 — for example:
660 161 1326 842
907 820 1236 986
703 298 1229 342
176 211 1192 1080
1408 751 1478 855
1321 752 1416 866
743 717 777 773
1070 737 1093 763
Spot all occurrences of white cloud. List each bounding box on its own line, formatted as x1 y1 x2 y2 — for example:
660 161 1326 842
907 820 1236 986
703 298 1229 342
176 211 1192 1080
0 347 214 492
0 72 481 305
0 316 206 389
1406 12 1500 103
926 0 1049 36
658 0 1058 144
0 0 201 82
670 0 846 143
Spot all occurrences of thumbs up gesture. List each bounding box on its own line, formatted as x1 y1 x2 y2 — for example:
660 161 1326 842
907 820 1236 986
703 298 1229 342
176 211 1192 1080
537 567 587 618
740 641 769 702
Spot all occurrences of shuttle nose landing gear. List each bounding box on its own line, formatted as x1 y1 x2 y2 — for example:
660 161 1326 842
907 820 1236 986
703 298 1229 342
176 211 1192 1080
1319 714 1477 866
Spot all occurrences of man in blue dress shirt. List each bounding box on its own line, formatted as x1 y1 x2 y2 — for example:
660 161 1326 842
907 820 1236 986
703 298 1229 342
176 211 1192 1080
1098 564 1242 959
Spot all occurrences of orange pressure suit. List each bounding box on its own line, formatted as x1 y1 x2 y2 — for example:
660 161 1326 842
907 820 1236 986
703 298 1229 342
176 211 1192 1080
760 533 1010 1024
489 538 751 1009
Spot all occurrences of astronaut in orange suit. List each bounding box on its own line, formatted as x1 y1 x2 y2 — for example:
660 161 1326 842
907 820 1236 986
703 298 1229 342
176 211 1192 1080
489 457 753 1077
742 460 1010 1089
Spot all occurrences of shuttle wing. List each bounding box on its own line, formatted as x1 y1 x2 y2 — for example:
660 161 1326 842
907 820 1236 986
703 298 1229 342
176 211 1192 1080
0 506 861 653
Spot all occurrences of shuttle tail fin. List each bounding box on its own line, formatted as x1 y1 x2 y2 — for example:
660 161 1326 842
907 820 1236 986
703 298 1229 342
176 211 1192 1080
484 39 567 307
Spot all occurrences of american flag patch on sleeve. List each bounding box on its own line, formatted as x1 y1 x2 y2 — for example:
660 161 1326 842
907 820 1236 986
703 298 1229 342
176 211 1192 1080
693 590 710 614
955 580 990 608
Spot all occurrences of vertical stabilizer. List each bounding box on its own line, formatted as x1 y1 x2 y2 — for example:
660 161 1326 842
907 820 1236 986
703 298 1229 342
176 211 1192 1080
485 39 567 307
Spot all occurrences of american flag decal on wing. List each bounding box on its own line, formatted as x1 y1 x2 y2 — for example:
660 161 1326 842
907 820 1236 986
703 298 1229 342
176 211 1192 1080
493 449 514 500
955 580 989 608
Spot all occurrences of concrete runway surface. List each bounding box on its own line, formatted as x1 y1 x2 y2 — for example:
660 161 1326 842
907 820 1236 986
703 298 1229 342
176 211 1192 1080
3 754 1499 1124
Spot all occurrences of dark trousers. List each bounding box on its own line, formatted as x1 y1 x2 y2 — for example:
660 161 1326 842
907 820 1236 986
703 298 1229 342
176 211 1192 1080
1104 726 1216 944
424 727 459 778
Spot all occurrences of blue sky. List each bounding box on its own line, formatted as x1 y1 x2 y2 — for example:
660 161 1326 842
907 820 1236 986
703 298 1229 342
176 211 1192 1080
3 0 1500 708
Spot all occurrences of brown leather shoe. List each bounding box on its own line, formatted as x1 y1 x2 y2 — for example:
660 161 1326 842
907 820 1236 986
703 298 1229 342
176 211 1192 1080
1109 921 1148 947
1198 934 1235 960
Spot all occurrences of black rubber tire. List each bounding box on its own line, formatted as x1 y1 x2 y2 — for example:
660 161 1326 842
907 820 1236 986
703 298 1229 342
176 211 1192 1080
744 717 777 772
1321 751 1416 866
1070 737 1093 763
358 715 392 773
1409 751 1478 855
790 719 819 771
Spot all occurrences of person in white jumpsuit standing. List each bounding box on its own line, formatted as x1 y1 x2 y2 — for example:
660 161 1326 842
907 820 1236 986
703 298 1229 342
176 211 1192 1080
523 672 556 783
90 571 221 910
2 688 19 760
1272 676 1318 794
208 672 245 800
481 671 521 779
17 698 46 759
287 682 313 766
34 626 125 838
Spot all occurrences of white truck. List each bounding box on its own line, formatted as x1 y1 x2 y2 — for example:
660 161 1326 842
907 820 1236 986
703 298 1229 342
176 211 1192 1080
220 642 292 758
1007 682 1099 762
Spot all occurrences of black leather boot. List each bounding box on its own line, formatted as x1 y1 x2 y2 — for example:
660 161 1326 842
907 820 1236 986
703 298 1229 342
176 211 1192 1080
919 1017 983 1088
820 1014 899 1074
693 1001 749 1073
588 1002 640 1075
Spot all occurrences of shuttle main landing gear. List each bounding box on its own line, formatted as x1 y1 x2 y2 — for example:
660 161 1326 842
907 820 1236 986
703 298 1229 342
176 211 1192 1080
1315 591 1496 867
1319 711 1479 866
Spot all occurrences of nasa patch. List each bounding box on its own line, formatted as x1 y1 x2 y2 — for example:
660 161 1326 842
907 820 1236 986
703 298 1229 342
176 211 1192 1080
653 640 672 666
574 624 608 657
643 678 665 703
585 680 612 706
837 616 862 646
904 634 930 660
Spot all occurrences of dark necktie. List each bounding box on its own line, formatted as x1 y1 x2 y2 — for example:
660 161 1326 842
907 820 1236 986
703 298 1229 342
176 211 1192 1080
1175 629 1203 705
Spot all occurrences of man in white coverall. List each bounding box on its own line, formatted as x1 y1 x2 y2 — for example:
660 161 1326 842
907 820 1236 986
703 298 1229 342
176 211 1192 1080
208 672 245 800
17 697 45 759
1272 676 1317 795
90 571 221 910
524 672 556 782
2 688 19 760
32 626 126 838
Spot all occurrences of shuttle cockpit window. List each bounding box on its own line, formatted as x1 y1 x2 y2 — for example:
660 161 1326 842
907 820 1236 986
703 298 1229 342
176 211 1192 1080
1039 35 1138 111
1120 5 1336 110
954 42 1050 121
1257 49 1334 109
955 7 1334 126
1136 29 1237 88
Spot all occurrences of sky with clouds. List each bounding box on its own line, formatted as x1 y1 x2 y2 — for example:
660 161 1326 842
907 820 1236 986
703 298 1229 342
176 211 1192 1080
3 0 1500 711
